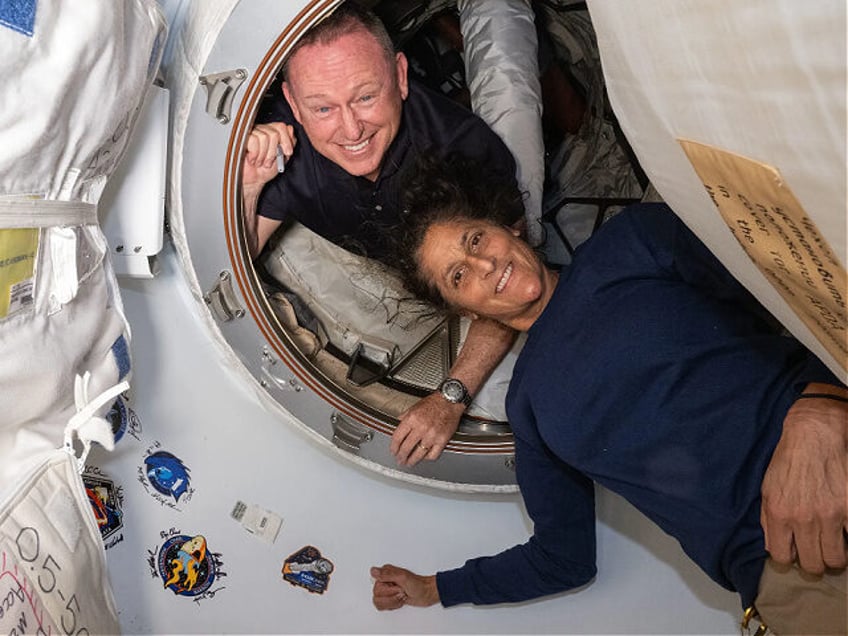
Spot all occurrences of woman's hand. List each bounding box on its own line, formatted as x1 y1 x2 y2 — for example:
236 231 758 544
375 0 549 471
391 395 463 466
371 564 440 610
761 384 848 574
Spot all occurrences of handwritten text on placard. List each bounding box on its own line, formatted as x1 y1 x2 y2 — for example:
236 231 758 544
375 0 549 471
679 139 846 372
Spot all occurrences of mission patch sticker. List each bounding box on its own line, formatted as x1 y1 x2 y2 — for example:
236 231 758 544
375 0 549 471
282 546 334 595
147 529 226 602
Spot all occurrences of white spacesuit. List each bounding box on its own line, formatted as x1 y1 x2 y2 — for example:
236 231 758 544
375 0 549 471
0 3 165 633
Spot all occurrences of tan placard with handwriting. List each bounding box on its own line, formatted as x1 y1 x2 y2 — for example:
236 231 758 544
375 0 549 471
679 139 846 372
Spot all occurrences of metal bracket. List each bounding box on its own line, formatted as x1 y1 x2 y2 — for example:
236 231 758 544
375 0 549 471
199 68 247 124
259 347 303 393
345 341 393 387
204 271 245 322
330 412 373 454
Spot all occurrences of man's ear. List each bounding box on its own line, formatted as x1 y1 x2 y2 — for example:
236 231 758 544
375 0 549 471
395 52 409 100
460 310 479 321
282 81 302 123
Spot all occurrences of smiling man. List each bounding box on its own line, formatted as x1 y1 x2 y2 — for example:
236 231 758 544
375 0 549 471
241 2 522 465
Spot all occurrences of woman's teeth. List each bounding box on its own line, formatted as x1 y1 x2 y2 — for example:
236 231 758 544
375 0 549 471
496 263 513 293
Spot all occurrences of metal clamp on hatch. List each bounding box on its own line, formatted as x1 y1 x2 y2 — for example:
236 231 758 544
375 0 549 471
204 270 245 322
199 68 247 124
330 412 373 454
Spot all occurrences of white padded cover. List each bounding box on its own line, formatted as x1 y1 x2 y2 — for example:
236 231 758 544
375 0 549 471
588 0 846 380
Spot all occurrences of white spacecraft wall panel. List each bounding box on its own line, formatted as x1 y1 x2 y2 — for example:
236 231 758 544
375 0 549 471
100 85 170 278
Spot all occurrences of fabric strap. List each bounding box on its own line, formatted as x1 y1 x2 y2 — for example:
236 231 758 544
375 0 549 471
797 392 848 403
0 199 98 228
64 372 129 472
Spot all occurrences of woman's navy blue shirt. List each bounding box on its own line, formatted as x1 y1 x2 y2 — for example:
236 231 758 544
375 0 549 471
437 203 840 609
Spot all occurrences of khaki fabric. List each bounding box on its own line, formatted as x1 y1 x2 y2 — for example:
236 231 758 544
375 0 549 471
755 556 847 636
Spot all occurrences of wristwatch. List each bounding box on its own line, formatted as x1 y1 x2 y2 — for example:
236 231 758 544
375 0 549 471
438 378 473 407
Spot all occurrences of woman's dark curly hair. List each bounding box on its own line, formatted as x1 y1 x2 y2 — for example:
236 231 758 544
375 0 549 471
391 151 526 311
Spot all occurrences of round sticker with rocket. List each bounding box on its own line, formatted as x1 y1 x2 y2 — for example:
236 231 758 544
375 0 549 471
152 532 225 600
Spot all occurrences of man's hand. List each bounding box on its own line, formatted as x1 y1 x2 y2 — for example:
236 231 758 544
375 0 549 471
371 564 439 610
761 385 848 574
243 122 296 190
242 122 295 258
390 317 518 467
391 393 465 466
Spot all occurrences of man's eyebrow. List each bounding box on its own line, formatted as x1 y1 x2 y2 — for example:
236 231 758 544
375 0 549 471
300 92 330 102
300 81 382 103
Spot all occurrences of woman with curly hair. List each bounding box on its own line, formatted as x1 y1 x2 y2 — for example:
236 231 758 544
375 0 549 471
373 154 847 635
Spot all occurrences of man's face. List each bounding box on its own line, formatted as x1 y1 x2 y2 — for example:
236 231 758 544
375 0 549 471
283 29 408 181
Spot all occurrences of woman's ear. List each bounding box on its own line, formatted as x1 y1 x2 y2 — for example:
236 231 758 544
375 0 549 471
510 217 526 237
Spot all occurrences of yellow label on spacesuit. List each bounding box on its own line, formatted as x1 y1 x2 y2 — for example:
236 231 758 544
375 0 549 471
0 228 39 319
679 139 847 373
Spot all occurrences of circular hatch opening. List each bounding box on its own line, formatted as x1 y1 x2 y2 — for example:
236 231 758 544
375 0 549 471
183 0 644 488
219 0 517 478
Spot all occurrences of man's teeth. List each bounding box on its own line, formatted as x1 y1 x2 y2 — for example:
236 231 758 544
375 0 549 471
345 139 370 152
496 263 513 293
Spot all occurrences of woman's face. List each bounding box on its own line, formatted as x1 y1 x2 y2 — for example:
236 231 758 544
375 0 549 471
416 218 556 330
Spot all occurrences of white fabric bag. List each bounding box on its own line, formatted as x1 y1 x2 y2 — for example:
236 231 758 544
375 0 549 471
0 445 123 635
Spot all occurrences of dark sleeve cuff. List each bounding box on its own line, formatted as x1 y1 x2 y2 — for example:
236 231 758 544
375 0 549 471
793 353 845 394
435 568 468 608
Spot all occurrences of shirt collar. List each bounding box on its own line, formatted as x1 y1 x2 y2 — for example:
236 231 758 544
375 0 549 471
377 110 411 182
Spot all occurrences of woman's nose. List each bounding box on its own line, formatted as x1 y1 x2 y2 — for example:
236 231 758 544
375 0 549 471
468 254 495 277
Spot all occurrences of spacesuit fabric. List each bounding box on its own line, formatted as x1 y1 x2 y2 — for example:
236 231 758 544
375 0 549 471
0 2 165 633
435 203 841 610
0 213 131 486
0 0 164 489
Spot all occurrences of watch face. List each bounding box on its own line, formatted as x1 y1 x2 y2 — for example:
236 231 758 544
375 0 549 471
441 379 466 403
